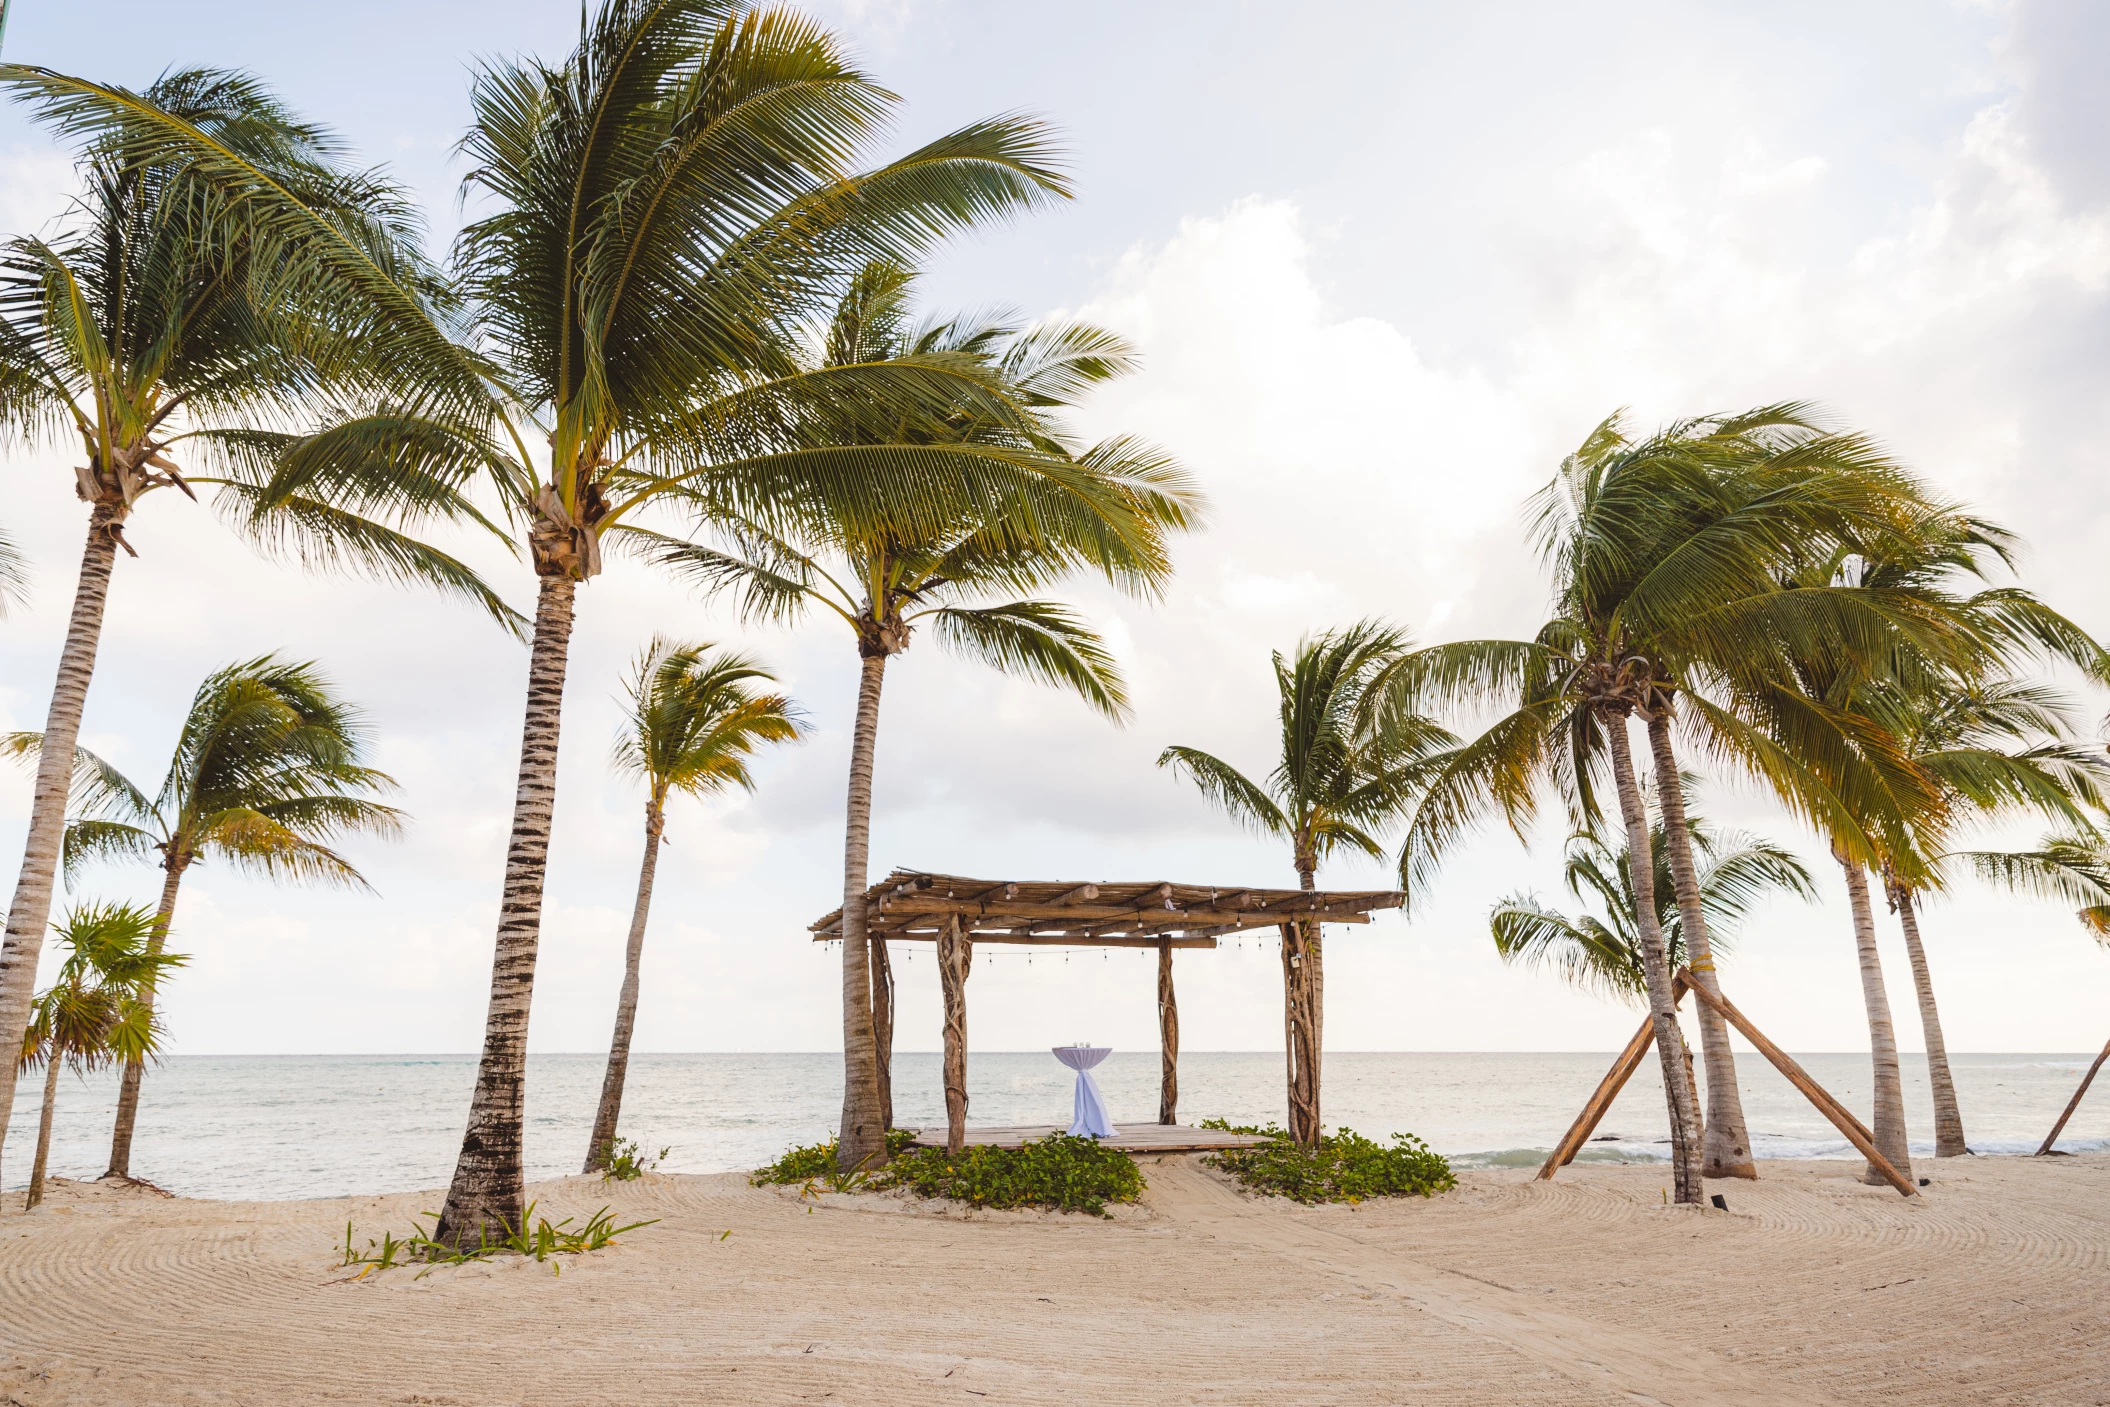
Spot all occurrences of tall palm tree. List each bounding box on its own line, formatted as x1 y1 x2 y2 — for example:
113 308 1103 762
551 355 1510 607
249 2 1104 1238
656 262 1197 1171
0 65 504 1172
1384 407 1949 1201
3 655 401 1180
1158 621 1454 1146
583 637 802 1173
1492 814 1814 1006
1770 511 2105 1179
1961 831 2110 937
17 901 180 1208
1873 681 2107 1157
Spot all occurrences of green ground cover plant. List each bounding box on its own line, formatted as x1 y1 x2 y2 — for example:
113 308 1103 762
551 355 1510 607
1199 1120 1456 1204
337 1202 656 1278
753 1131 1142 1216
599 1138 669 1183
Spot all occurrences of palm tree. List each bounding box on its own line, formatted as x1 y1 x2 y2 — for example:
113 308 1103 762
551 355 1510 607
3 655 400 1180
0 65 503 1172
1158 621 1454 1146
1871 681 2108 1157
583 638 802 1173
248 2 1113 1239
1492 813 1814 1006
656 262 1197 1171
1768 512 2105 1179
1961 831 2110 937
1385 407 1948 1201
17 901 181 1208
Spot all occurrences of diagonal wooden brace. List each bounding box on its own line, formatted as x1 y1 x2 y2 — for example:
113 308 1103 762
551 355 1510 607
1538 971 1690 1180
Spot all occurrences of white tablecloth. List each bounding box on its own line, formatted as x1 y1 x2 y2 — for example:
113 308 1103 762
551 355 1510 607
1054 1045 1117 1138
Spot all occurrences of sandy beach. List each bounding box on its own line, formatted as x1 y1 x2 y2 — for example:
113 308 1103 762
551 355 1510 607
1 1152 2103 1406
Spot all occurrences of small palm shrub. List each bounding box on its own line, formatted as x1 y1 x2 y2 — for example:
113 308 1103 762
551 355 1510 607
1200 1120 1456 1204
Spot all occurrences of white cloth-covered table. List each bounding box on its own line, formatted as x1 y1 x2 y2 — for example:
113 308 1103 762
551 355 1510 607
1054 1045 1117 1138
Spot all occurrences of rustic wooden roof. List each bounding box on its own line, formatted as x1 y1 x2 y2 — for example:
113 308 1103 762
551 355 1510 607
808 870 1405 948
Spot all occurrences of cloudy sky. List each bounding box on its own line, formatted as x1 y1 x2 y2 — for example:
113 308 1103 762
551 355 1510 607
0 0 2105 1059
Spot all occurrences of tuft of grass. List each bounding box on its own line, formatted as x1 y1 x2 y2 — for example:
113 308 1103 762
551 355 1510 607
338 1202 658 1278
1198 1120 1456 1205
600 1138 668 1183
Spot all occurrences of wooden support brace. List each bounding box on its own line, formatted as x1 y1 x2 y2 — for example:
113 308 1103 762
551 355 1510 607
1538 971 1690 1180
1679 971 1917 1198
2036 1036 2110 1156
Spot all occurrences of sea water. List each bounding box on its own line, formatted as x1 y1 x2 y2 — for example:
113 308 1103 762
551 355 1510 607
4 1050 2103 1200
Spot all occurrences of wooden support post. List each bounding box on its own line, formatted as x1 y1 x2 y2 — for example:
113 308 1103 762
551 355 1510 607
1539 971 1690 1180
870 933 894 1134
2036 1036 2110 1156
1680 970 1918 1198
937 915 972 1156
1157 938 1179 1125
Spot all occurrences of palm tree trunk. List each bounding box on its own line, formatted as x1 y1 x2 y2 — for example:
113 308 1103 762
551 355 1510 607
1890 880 1965 1157
435 572 577 1249
583 800 664 1174
1605 711 1704 1204
836 651 889 1173
1645 708 1757 1180
0 510 121 1178
105 858 187 1180
1835 848 1912 1185
26 1055 63 1210
870 932 894 1134
1281 862 1323 1147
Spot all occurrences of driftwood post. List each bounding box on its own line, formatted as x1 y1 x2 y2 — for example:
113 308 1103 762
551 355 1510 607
1280 921 1322 1146
2036 1036 2110 1156
1680 971 1917 1198
1538 972 1690 1179
869 933 895 1133
937 914 972 1155
1158 937 1179 1125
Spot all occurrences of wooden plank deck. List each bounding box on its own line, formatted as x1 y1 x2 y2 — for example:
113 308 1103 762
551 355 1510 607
904 1123 1269 1153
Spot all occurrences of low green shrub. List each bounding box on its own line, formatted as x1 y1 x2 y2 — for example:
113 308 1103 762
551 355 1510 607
880 1134 1143 1216
600 1137 668 1183
1199 1120 1456 1204
751 1131 1143 1216
749 1129 917 1187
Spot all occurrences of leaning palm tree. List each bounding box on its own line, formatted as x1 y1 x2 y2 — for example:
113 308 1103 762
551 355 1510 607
248 2 1115 1239
1158 621 1454 1146
1383 408 1945 1201
1870 679 2108 1157
583 638 802 1173
656 262 1197 1172
0 65 505 1171
1492 814 1814 1006
17 901 180 1208
3 655 401 1180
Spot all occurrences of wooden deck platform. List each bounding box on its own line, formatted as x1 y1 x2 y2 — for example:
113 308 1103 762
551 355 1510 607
904 1123 1270 1153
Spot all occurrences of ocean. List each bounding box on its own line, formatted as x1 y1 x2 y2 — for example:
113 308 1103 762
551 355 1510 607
5 1050 2103 1200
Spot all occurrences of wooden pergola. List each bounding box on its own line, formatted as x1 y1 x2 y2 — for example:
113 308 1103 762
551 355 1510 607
810 869 1405 1154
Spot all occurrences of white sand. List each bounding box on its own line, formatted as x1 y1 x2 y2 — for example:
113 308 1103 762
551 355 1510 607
2 1153 2104 1405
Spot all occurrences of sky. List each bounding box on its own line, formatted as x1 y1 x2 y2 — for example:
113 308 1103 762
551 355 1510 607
0 0 2105 1059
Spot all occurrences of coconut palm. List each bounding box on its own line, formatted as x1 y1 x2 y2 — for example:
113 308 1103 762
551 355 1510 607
583 638 802 1173
1383 406 1952 1201
654 262 1197 1171
1869 680 2108 1157
3 655 400 1180
243 2 1111 1239
1769 512 2106 1178
17 901 181 1209
0 523 27 617
0 65 504 1171
1157 621 1454 1146
1492 813 1814 1006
